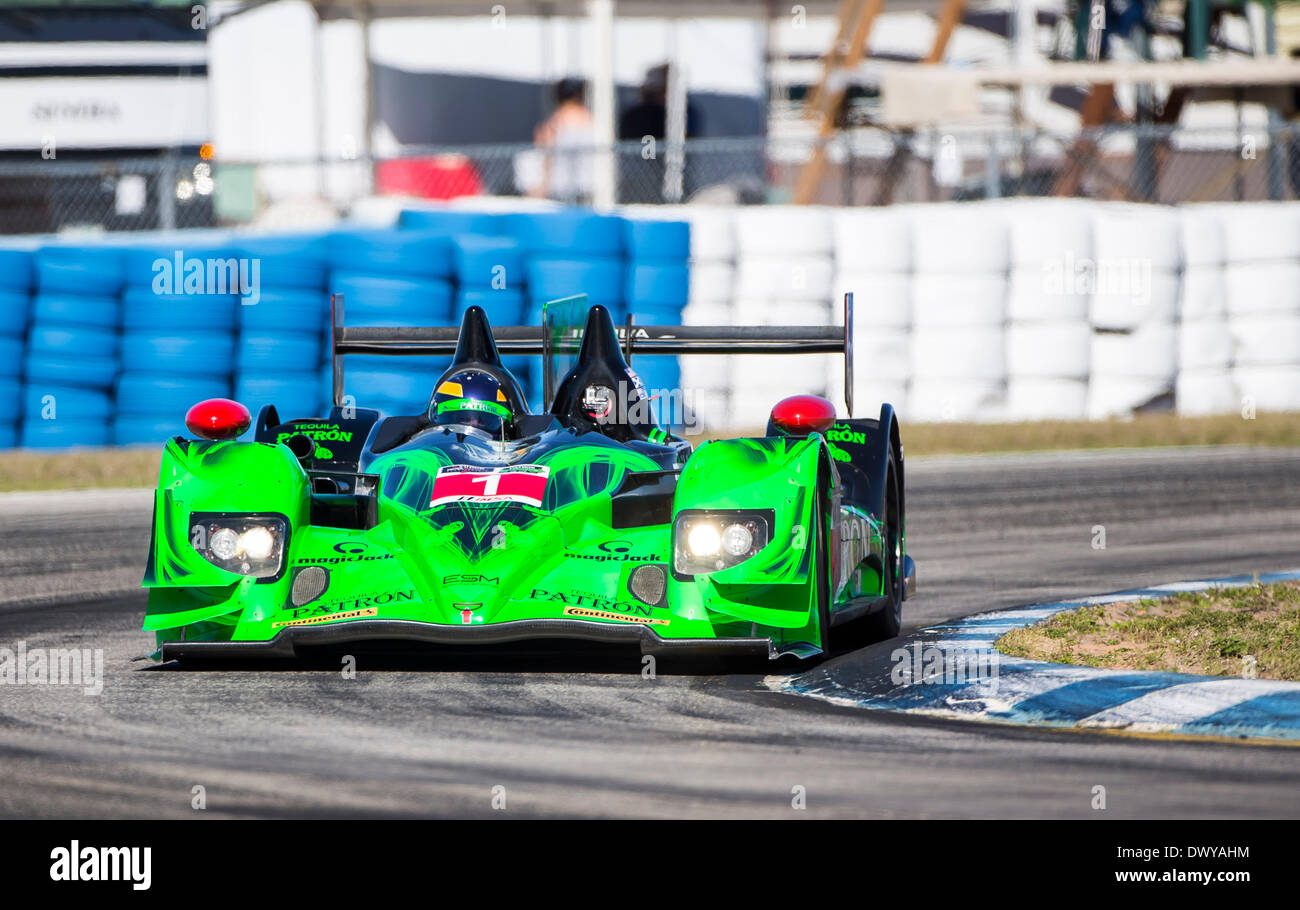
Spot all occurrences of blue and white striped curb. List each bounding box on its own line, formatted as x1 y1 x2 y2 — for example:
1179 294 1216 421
768 569 1300 742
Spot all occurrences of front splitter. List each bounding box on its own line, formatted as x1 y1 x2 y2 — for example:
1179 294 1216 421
159 617 773 661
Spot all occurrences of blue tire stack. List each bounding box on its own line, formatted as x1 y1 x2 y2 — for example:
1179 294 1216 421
452 233 530 404
328 227 455 417
23 245 125 448
112 241 239 445
0 247 34 448
623 219 690 422
511 210 626 409
235 233 330 423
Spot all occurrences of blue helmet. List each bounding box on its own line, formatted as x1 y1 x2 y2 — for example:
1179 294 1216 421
430 368 516 435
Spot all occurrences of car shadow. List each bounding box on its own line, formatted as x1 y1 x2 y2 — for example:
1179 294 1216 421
140 638 817 676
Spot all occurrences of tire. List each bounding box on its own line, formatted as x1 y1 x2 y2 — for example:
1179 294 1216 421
28 325 119 358
122 288 238 332
20 419 110 449
35 246 125 296
525 257 623 302
865 451 904 642
116 373 230 414
625 262 689 309
121 331 234 376
0 249 34 292
0 291 28 335
21 385 111 421
455 288 526 326
31 294 120 330
505 211 625 256
452 235 524 289
111 416 185 446
623 219 690 260
398 209 505 235
329 272 454 325
237 332 321 372
236 374 324 421
235 234 329 289
23 352 118 388
239 289 328 333
328 228 455 279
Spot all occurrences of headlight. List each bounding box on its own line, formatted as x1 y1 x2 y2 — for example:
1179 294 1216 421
674 510 772 576
190 513 288 580
687 523 721 557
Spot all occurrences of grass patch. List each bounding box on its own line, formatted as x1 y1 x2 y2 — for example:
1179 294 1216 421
5 410 1300 493
0 448 162 493
901 411 1300 456
691 411 1300 457
996 580 1300 681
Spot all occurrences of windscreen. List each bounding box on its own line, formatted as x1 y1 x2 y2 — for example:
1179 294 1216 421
541 294 589 407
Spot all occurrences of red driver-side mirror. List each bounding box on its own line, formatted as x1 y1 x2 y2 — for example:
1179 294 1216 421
768 394 837 437
185 398 252 441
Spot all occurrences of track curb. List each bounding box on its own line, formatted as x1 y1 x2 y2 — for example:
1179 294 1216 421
767 569 1300 742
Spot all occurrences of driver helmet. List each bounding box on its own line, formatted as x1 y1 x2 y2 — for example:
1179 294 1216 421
430 369 516 435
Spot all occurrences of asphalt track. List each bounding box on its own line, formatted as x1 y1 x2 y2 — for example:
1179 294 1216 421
2 445 1299 818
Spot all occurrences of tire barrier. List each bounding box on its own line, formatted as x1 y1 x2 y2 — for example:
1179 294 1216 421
525 257 623 306
116 374 230 415
238 289 329 334
122 288 239 332
328 228 455 279
121 332 235 375
453 235 524 290
0 248 35 292
454 288 526 327
505 210 625 256
0 290 27 336
35 245 126 297
8 199 1300 451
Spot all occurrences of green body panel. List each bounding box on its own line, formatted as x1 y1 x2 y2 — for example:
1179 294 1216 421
142 423 895 659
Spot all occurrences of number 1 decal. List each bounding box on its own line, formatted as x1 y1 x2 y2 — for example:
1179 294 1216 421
430 465 550 508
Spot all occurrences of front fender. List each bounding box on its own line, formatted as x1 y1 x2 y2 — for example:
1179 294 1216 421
671 436 832 629
143 437 310 589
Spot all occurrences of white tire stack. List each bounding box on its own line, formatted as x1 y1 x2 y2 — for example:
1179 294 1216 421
1087 205 1181 418
1004 199 1093 420
906 204 1009 422
1220 204 1300 413
730 298 835 430
1175 205 1236 416
832 207 910 420
665 205 737 433
729 207 835 429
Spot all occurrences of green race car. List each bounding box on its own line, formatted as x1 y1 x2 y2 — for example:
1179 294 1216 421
142 294 914 663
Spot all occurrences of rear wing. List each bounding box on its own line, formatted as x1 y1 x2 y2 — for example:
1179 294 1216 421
330 292 856 416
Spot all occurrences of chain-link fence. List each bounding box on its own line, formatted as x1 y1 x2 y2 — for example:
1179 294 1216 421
2 123 1298 235
0 154 216 235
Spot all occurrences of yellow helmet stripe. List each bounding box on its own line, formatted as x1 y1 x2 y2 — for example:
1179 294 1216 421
438 381 463 397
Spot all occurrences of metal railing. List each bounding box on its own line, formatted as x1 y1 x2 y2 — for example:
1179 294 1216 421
2 123 1297 235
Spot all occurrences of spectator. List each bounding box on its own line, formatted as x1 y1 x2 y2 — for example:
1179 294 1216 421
528 77 595 204
618 64 701 203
